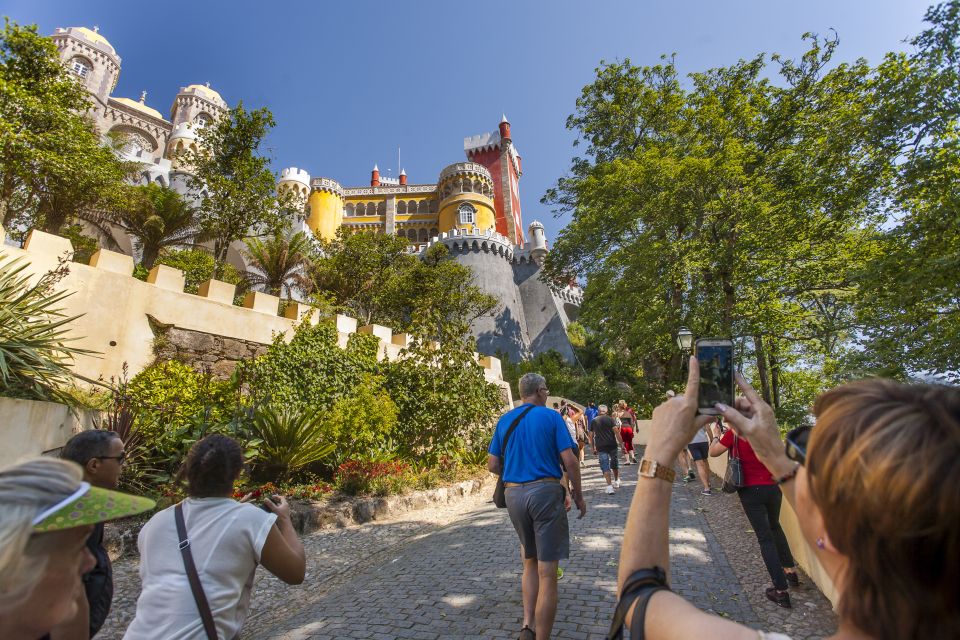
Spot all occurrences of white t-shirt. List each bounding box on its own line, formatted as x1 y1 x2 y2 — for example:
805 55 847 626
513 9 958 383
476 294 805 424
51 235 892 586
124 498 277 640
563 415 577 443
689 425 710 445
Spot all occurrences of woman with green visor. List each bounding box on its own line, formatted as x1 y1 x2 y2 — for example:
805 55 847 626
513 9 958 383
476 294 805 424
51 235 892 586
0 457 155 639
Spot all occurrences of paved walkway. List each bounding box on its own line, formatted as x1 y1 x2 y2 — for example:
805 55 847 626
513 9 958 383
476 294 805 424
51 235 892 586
100 452 837 639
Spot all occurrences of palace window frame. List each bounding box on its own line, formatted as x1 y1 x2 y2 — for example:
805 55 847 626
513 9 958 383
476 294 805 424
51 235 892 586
457 203 476 225
70 57 91 78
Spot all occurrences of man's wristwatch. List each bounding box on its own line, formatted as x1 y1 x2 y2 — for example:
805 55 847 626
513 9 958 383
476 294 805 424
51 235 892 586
638 458 676 483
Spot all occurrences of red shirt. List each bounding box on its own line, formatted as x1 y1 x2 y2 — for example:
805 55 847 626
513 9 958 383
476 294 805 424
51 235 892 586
719 430 774 486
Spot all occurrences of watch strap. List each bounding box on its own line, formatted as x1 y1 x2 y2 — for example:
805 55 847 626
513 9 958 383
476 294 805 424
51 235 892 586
639 458 676 483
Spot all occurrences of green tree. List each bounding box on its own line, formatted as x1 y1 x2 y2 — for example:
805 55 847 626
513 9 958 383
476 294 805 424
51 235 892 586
242 229 313 298
180 103 292 277
133 248 246 297
114 184 199 269
543 36 897 411
0 21 133 236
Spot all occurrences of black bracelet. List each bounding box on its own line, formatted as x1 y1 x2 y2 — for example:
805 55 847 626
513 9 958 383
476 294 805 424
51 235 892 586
776 463 801 485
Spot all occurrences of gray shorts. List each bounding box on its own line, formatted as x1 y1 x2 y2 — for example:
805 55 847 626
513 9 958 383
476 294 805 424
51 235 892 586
505 481 569 562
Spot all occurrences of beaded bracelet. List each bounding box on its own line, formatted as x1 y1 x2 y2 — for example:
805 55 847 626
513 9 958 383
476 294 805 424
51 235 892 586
776 463 801 485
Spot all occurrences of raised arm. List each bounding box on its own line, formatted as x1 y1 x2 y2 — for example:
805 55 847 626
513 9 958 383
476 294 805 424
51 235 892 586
616 357 757 639
259 496 306 585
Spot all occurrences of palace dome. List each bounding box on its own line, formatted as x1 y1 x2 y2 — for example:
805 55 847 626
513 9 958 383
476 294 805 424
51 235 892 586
112 97 165 121
71 27 115 54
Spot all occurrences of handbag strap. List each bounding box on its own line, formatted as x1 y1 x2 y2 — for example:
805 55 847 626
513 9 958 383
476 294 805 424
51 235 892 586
606 569 671 639
729 433 739 460
175 502 219 640
501 405 536 471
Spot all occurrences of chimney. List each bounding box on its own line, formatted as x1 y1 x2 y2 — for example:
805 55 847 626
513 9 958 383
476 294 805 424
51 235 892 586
370 164 380 187
399 168 407 186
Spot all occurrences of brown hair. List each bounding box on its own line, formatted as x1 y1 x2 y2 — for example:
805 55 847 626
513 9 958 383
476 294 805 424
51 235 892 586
178 434 243 498
808 379 960 640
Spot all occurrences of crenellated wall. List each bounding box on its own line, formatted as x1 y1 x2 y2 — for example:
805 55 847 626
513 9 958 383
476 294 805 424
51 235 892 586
0 229 510 402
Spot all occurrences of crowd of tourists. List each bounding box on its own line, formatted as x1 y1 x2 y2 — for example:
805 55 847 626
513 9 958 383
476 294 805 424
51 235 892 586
1 358 958 640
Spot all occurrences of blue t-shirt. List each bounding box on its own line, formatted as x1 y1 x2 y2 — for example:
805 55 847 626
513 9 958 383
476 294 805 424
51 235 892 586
584 407 599 429
488 403 576 483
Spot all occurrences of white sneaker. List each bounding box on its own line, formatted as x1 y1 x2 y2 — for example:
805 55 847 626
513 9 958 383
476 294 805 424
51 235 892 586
605 485 615 494
614 479 621 489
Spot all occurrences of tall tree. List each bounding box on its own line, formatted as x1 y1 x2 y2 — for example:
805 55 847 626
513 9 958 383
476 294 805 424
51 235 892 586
242 229 313 298
113 184 199 269
0 21 133 236
543 36 896 411
180 103 292 277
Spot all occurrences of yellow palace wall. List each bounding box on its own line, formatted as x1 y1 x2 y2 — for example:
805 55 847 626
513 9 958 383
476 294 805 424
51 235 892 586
438 193 496 234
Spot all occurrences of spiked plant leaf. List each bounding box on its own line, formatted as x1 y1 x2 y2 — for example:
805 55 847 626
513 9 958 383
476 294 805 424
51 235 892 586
242 229 313 298
0 255 93 399
248 405 335 482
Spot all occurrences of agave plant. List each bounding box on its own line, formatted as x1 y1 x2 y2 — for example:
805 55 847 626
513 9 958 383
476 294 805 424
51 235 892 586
0 255 93 400
248 405 335 482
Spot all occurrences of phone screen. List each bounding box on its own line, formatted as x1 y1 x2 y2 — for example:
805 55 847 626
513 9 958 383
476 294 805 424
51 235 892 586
696 342 734 413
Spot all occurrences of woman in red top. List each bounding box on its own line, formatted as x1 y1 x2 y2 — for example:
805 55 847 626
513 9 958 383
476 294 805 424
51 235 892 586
710 423 799 608
617 400 638 465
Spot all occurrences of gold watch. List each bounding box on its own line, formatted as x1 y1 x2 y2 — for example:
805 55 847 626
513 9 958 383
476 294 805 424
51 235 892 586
639 459 676 483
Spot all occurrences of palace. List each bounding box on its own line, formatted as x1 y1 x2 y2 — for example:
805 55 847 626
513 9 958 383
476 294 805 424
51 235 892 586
51 26 581 361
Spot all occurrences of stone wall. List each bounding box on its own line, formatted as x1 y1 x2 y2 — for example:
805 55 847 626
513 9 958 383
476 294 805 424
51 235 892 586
0 228 509 401
149 317 267 379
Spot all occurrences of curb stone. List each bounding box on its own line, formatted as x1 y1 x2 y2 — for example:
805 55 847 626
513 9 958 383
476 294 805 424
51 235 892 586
104 474 494 559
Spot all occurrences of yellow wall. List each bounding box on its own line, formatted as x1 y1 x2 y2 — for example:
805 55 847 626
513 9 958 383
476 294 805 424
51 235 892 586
307 190 344 240
438 193 496 234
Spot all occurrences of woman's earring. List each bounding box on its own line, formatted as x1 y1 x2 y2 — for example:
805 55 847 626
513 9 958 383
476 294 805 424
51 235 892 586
816 538 826 550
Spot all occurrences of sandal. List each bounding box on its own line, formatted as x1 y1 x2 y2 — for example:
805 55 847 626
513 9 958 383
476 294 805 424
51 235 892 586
519 625 536 639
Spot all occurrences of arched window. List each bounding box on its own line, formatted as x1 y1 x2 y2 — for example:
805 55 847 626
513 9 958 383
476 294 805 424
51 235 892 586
406 228 417 242
377 201 386 215
418 228 428 242
345 203 355 216
457 203 476 225
356 202 366 216
429 227 439 238
69 57 92 78
397 200 407 214
194 113 212 128
418 200 430 214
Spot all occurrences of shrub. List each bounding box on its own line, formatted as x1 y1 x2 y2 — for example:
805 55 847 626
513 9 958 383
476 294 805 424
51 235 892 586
238 321 380 412
0 255 93 401
132 248 246 297
326 374 399 465
247 405 336 482
334 459 410 496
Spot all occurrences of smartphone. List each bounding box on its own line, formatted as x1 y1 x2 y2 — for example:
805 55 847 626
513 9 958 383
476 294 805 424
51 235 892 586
695 338 734 415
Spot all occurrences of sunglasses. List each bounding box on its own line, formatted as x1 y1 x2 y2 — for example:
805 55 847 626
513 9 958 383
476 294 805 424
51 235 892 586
784 425 811 465
97 452 127 465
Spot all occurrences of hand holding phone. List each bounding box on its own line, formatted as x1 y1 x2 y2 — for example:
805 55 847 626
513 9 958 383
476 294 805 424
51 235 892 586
695 338 734 415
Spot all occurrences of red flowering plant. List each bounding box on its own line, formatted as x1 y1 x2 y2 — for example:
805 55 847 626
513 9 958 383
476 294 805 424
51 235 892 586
335 459 411 496
233 479 335 504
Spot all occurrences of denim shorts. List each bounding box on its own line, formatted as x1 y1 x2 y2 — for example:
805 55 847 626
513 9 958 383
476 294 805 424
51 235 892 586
598 449 619 473
688 442 709 461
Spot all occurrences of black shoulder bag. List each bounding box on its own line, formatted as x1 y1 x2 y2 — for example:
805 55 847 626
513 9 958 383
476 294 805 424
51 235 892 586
607 567 671 639
174 502 219 640
722 433 744 493
492 404 536 508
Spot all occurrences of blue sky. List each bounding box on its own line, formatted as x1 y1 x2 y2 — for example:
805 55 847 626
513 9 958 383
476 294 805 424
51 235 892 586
4 0 934 242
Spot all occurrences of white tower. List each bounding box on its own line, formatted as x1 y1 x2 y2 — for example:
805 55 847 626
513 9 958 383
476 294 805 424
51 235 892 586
528 220 548 262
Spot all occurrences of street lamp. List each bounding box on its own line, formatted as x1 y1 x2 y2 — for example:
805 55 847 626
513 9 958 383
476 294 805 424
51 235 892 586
676 327 694 355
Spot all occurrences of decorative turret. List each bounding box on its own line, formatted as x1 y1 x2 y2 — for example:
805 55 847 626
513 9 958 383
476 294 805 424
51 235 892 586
307 177 345 241
437 163 497 235
528 220 548 262
370 165 380 187
170 82 227 128
51 26 122 106
399 169 407 186
278 167 311 217
499 114 511 140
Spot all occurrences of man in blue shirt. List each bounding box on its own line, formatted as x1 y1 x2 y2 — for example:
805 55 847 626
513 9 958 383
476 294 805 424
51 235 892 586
488 373 586 640
584 402 598 427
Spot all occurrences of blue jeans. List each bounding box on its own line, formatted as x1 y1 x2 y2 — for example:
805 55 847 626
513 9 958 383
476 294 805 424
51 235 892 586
598 449 619 474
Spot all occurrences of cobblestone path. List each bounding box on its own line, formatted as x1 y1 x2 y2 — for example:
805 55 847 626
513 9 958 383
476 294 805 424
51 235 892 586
100 452 837 639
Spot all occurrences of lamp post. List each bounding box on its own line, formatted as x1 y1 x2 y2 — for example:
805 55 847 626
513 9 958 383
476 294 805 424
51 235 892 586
676 326 694 356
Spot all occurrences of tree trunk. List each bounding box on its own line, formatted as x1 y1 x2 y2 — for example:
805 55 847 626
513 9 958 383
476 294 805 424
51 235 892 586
769 342 781 414
753 334 772 405
141 247 159 270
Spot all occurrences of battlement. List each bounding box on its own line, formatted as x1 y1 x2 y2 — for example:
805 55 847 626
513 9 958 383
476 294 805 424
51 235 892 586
0 228 507 388
464 130 502 155
439 162 493 183
416 227 515 261
310 177 344 198
279 167 311 188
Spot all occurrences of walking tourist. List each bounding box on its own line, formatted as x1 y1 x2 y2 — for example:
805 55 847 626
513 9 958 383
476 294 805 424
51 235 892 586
617 400 638 464
686 419 713 495
584 402 598 429
124 434 306 639
667 391 696 481
572 406 588 465
589 404 623 494
612 359 960 639
709 416 799 606
54 430 129 638
0 458 154 640
487 373 586 640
